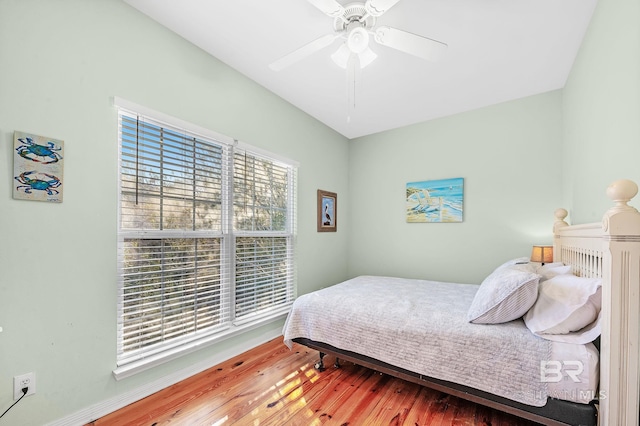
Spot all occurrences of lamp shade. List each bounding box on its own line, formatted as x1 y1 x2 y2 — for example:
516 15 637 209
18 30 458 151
531 245 553 264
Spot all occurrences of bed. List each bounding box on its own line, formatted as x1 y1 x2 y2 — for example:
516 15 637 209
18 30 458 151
283 179 640 426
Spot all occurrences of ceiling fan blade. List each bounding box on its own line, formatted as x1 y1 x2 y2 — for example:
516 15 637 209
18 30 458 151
364 0 402 17
374 26 447 61
269 33 338 71
307 0 345 18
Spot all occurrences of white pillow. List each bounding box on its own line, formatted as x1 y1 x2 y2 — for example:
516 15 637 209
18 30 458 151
524 274 602 344
536 263 572 282
467 263 540 324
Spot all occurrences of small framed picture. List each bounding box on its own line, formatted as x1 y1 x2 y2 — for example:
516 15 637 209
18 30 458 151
317 189 337 232
13 131 64 203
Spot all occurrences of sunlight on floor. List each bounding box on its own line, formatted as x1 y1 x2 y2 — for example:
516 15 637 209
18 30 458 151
210 415 228 426
243 361 324 424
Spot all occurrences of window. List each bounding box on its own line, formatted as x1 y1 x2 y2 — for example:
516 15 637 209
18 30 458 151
116 101 297 373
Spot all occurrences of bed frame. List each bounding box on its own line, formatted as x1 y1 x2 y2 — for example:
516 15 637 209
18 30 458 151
293 179 640 426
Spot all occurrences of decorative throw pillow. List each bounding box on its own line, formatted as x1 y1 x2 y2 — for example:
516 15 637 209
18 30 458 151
467 263 541 324
524 274 602 344
494 257 531 271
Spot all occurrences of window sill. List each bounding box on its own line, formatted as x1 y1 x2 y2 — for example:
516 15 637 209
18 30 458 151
113 310 288 381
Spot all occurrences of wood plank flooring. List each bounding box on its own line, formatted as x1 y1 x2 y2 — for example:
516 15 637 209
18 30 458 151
88 337 541 425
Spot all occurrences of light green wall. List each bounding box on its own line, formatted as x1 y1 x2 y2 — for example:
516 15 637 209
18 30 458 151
562 0 640 223
347 92 564 284
347 0 640 282
0 1 349 424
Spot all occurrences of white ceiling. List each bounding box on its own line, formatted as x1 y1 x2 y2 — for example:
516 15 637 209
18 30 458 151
123 0 597 139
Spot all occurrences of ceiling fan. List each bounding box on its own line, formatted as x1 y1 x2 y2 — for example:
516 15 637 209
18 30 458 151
269 0 447 72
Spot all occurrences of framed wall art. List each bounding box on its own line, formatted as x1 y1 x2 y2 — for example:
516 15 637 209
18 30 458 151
406 177 463 223
317 189 337 232
13 131 64 203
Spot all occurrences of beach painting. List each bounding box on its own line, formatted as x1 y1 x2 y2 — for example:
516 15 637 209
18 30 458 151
406 177 463 223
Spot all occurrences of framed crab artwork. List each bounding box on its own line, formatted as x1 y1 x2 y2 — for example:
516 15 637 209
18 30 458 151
13 131 64 203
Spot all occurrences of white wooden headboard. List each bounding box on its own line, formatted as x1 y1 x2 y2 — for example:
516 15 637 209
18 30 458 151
553 179 640 426
553 213 603 278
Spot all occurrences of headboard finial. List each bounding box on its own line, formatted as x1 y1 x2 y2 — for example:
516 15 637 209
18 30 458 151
553 208 569 234
606 179 638 211
603 179 640 233
554 208 568 221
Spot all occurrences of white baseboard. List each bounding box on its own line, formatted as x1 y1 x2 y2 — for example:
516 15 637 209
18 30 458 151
46 329 282 426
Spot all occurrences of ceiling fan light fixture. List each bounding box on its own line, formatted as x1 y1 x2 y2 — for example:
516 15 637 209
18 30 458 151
332 41 377 69
347 27 369 54
359 46 377 68
331 44 351 69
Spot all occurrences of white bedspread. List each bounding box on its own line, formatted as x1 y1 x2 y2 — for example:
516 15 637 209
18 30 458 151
283 275 551 406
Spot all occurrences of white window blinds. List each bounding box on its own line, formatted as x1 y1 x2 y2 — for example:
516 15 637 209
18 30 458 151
117 106 296 368
233 150 296 323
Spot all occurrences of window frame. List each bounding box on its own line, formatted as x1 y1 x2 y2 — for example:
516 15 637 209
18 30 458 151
113 98 297 379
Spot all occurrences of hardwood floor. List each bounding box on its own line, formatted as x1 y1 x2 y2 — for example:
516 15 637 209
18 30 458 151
88 338 541 425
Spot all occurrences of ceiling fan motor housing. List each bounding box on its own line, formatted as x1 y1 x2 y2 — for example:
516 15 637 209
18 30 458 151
333 2 376 32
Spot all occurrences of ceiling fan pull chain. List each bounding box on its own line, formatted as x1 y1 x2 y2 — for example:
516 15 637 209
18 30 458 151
346 53 361 123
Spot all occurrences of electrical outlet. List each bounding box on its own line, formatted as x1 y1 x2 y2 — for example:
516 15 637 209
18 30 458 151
13 372 36 400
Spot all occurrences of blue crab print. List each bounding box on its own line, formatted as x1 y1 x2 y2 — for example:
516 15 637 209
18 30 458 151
16 137 63 164
15 171 61 195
